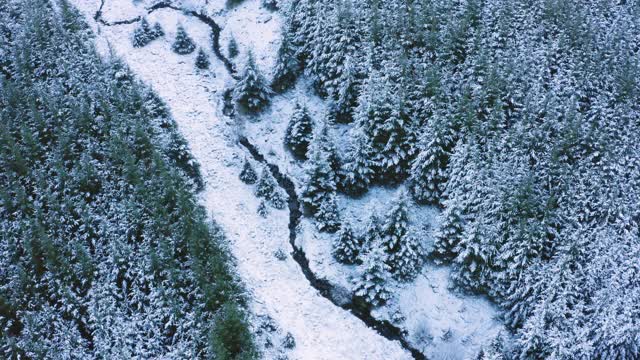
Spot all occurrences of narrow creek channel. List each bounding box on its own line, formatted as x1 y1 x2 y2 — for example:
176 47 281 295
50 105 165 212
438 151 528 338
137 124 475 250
95 4 426 359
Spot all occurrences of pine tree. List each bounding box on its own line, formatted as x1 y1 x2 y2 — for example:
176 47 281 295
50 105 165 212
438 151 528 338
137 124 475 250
314 192 340 232
233 50 272 113
380 192 423 278
132 18 153 48
354 247 391 307
271 31 300 93
172 24 196 55
257 200 269 217
407 119 455 205
300 128 338 214
432 203 464 264
262 0 278 11
332 223 362 264
284 104 313 159
269 189 287 210
239 159 257 184
152 22 164 38
339 131 374 196
387 234 424 281
228 35 239 58
255 166 277 199
195 48 210 70
361 211 382 251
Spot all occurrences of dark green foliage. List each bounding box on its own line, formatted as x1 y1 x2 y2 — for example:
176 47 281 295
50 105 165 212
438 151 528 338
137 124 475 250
172 24 196 55
262 0 278 11
210 304 257 360
271 31 299 92
284 104 313 159
239 158 258 184
233 51 272 113
195 48 210 70
0 1 254 357
314 192 340 232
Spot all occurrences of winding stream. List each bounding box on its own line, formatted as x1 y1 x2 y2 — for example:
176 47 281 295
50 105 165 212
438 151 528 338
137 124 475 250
94 4 426 359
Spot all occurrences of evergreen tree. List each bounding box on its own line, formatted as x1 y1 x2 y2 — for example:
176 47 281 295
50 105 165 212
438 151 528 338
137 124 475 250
407 118 455 205
361 210 382 251
432 203 464 264
269 189 287 210
228 35 239 58
262 0 278 11
257 200 269 217
233 50 272 113
195 48 210 70
354 247 391 307
300 128 338 214
379 192 423 278
271 31 300 93
255 166 277 199
332 223 362 264
284 104 313 159
314 192 340 232
172 24 196 55
132 18 153 47
339 131 374 196
151 22 164 38
239 158 257 184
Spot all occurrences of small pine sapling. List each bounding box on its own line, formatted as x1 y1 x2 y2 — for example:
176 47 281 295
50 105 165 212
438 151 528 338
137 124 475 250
257 200 269 217
195 48 210 70
228 35 239 58
255 166 277 199
132 18 152 47
152 22 164 38
172 24 196 55
354 247 391 307
332 223 362 264
239 159 258 184
269 189 287 210
284 104 313 159
233 50 272 113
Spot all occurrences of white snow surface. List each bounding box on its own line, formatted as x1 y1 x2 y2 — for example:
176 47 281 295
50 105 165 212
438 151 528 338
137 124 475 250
70 0 411 359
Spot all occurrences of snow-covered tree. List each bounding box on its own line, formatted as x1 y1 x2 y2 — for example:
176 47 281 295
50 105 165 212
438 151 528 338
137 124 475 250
432 203 464 264
255 165 277 199
284 104 313 159
233 50 272 113
332 222 362 264
228 35 239 58
354 247 391 307
314 192 340 232
172 24 196 55
262 0 278 11
300 128 338 214
239 158 257 184
339 131 374 196
387 234 424 281
271 31 300 93
257 200 269 217
132 18 153 47
195 48 210 70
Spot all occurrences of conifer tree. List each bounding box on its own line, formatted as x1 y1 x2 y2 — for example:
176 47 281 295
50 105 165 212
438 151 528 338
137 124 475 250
172 24 196 55
314 192 340 232
132 18 153 48
262 0 278 11
152 22 164 38
407 119 455 205
233 50 272 113
257 200 269 217
354 247 391 307
332 223 362 264
379 192 424 278
339 132 374 196
271 31 300 93
300 129 338 214
432 203 464 264
269 189 287 210
239 158 257 184
228 35 239 58
195 48 210 70
284 104 313 159
361 211 382 251
255 166 277 199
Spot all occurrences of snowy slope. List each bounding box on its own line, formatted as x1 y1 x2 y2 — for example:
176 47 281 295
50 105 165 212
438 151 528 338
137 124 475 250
70 0 411 359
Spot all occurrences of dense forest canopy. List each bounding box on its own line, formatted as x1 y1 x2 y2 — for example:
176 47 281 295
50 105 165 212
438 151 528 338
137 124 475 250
0 1 255 358
274 0 640 358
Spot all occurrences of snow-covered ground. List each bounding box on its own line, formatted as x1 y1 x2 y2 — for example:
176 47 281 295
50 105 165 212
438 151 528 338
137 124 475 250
70 0 411 359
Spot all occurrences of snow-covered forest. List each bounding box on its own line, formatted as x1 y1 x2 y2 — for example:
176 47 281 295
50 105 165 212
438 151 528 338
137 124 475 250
2 0 640 359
